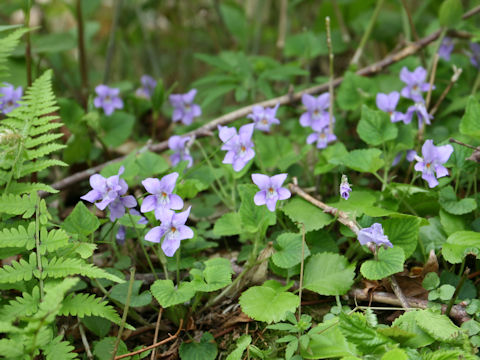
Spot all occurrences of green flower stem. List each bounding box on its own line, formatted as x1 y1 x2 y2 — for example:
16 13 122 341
445 267 470 317
297 224 306 324
111 267 135 360
154 245 169 280
100 219 118 243
176 248 181 285
381 143 390 192
128 211 158 280
196 140 233 209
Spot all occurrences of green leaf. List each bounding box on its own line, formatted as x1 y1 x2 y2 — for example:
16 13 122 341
213 212 242 236
239 281 299 323
42 335 77 360
415 309 461 342
438 186 477 215
272 232 311 269
190 257 233 292
93 337 128 360
0 253 36 283
179 332 218 360
338 312 391 353
422 272 440 291
442 231 480 264
439 0 463 28
100 111 135 147
337 72 375 111
254 133 302 171
150 280 195 308
360 247 405 280
302 318 357 359
357 105 397 146
303 253 355 295
439 209 465 236
381 348 408 360
382 215 421 258
151 79 165 111
219 3 248 48
81 316 111 338
341 149 384 174
110 280 152 308
238 184 276 233
135 150 169 179
62 202 100 237
176 179 208 199
226 334 251 360
438 284 455 301
282 197 333 232
460 96 480 138
392 311 434 348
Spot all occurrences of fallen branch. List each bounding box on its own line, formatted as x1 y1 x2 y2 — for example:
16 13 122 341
50 28 443 194
114 319 183 360
350 288 470 324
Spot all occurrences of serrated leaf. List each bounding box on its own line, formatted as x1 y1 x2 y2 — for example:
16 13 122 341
179 332 217 360
337 72 375 111
238 184 276 233
460 96 480 138
150 279 195 308
63 202 100 237
239 282 299 323
272 232 310 269
226 334 251 360
303 253 355 295
392 311 434 348
190 257 233 292
381 348 407 360
110 280 152 308
341 149 384 174
381 215 421 258
282 197 333 232
357 105 397 146
438 186 477 215
213 212 242 236
442 231 480 264
415 309 461 342
360 247 405 280
422 272 440 291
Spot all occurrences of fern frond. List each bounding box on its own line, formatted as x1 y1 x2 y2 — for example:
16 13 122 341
26 143 66 160
8 181 58 195
60 293 123 325
39 228 69 254
0 286 40 321
18 159 67 178
0 253 36 283
0 338 24 358
0 28 29 78
0 222 35 249
42 257 125 283
25 133 63 148
0 193 37 217
42 335 77 360
29 122 63 136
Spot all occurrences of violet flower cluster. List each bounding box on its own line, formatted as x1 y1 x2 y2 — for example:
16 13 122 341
0 83 22 114
94 85 124 116
218 123 255 172
169 89 201 125
142 172 193 257
252 173 291 212
300 93 336 149
135 75 157 99
247 104 280 132
358 223 392 249
81 166 137 221
168 135 193 168
414 140 453 188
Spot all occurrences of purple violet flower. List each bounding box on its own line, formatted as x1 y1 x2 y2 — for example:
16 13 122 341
80 166 137 221
247 103 280 132
375 92 404 123
141 172 184 219
358 223 392 248
135 75 157 99
94 85 124 116
252 173 291 212
131 209 149 225
392 149 417 166
168 135 193 168
399 66 432 102
306 121 337 149
469 43 480 68
414 140 454 188
144 207 194 257
219 123 255 172
404 101 433 128
438 37 454 61
340 175 352 200
169 89 201 125
406 150 417 162
0 83 22 114
299 93 331 128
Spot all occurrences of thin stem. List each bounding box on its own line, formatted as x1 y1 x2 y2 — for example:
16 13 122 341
78 320 94 360
431 66 463 116
100 220 118 243
472 71 480 95
111 267 135 360
276 0 288 52
445 268 470 317
154 244 169 280
425 53 439 109
24 0 33 87
325 17 335 134
128 211 158 280
297 223 306 323
176 248 181 284
76 0 89 110
400 0 426 68
34 195 44 301
150 308 163 360
390 275 409 310
350 0 385 66
104 0 123 84
332 0 350 42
